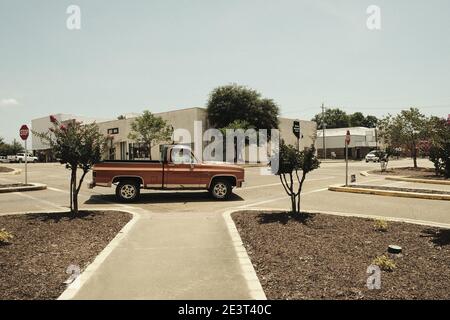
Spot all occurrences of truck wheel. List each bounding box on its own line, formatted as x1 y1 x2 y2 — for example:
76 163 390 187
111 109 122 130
116 181 140 202
209 179 232 200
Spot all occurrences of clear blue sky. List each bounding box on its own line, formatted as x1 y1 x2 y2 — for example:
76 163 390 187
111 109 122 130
1 0 449 142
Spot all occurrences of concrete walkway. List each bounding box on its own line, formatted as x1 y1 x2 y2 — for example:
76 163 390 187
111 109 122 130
70 209 253 300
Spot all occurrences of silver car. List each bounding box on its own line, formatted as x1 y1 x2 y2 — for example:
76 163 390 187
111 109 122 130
0 156 10 163
365 150 380 162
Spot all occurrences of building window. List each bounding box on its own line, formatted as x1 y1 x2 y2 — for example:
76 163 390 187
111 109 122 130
129 143 150 160
107 128 119 134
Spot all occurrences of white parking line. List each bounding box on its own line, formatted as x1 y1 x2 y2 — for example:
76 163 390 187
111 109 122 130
241 177 336 191
47 186 67 193
238 187 329 208
48 186 133 209
13 192 66 210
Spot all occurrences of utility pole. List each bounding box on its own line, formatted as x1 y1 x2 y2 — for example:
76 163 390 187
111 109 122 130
321 103 326 159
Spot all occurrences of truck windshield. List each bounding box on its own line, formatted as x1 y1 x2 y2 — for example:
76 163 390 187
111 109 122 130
170 148 197 164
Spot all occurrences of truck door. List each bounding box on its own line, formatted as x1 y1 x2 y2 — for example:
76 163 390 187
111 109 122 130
165 148 208 188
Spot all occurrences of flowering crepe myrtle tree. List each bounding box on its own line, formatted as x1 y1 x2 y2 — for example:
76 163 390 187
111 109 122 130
272 143 320 214
34 115 107 214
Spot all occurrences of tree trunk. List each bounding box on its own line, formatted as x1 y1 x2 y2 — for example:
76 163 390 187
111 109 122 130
296 172 306 214
73 189 78 214
71 169 77 214
291 194 297 213
412 141 418 168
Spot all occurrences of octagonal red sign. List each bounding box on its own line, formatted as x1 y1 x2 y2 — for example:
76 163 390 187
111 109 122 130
20 124 29 141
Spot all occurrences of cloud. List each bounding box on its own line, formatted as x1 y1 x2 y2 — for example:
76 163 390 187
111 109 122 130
0 98 19 107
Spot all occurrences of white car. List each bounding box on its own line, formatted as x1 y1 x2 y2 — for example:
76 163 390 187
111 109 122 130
7 153 38 163
0 156 10 163
365 150 380 163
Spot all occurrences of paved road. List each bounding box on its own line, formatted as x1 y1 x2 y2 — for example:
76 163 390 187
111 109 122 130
1 158 449 299
1 159 448 223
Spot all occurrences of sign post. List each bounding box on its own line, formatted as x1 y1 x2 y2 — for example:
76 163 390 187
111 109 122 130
293 120 301 151
19 125 30 185
345 130 351 186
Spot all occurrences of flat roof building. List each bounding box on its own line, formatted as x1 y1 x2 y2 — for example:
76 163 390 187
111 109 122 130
32 107 317 163
315 127 377 160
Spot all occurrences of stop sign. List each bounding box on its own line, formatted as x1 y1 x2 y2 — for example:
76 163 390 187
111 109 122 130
20 124 29 141
345 130 351 145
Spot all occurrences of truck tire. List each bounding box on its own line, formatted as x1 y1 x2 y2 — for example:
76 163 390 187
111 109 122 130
116 180 140 202
209 179 232 200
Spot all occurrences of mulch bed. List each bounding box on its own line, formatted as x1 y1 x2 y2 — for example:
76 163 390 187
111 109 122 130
0 211 132 300
369 167 447 180
349 184 450 195
0 166 14 173
232 211 450 300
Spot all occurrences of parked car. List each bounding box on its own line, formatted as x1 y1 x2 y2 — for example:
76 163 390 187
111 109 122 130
7 153 39 163
0 156 10 163
365 150 380 162
89 145 245 202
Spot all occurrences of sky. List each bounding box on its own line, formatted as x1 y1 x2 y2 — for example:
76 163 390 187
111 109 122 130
1 0 449 143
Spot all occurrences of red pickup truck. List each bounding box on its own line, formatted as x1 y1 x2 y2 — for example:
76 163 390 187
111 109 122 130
89 145 245 202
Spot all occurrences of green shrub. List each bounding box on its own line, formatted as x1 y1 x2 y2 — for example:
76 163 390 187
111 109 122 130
373 219 388 232
0 228 13 244
372 255 396 272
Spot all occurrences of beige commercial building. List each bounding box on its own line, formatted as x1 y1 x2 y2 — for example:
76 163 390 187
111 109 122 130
315 127 377 160
32 107 317 162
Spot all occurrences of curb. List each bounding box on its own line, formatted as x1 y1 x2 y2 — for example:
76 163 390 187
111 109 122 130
359 171 370 177
239 207 450 230
57 208 140 300
328 184 450 201
0 168 22 175
385 176 450 185
223 210 267 300
0 182 47 193
309 209 450 229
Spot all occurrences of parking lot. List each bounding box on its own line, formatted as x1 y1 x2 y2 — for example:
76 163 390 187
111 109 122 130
0 158 449 224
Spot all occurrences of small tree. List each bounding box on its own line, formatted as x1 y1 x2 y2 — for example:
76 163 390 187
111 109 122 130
377 108 427 168
375 147 395 172
273 143 320 213
428 116 450 178
128 111 173 160
34 116 107 214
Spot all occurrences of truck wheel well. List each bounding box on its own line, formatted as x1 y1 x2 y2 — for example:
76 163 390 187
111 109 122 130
210 176 236 188
112 177 143 186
